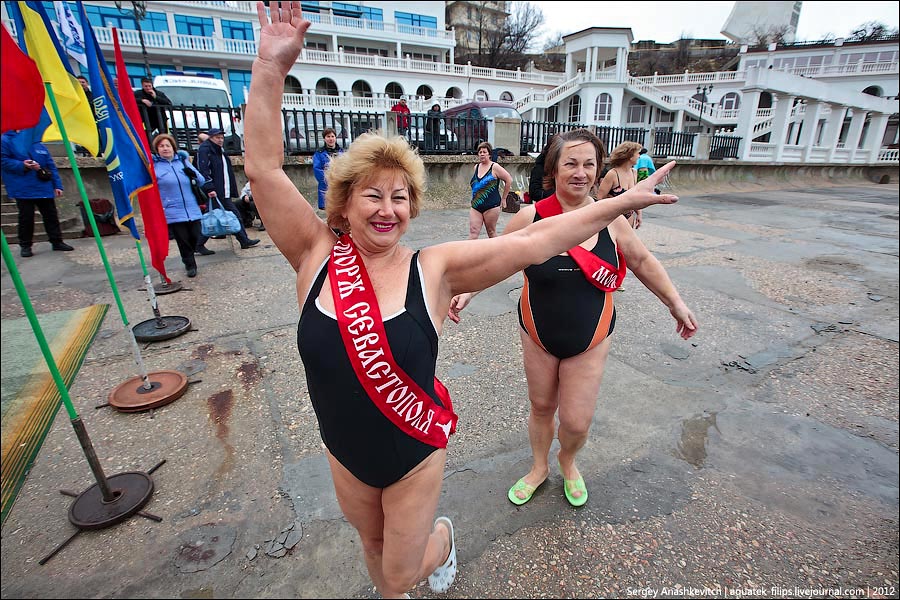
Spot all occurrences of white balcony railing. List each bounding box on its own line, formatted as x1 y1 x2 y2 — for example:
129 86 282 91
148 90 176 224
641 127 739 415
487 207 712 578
878 148 900 161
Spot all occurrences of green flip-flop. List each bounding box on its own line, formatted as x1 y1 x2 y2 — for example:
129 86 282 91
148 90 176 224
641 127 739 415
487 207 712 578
508 477 544 505
559 464 588 507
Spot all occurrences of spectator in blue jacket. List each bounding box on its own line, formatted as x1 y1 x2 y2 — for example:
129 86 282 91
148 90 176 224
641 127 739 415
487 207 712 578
635 147 656 182
1 131 73 257
152 133 213 277
312 128 342 211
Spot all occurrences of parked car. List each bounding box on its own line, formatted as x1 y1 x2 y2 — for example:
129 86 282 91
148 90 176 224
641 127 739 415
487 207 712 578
284 111 351 154
442 101 524 153
406 116 459 152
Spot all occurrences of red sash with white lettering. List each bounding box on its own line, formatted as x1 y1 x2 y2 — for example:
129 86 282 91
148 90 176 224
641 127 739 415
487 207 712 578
329 235 457 448
534 194 626 292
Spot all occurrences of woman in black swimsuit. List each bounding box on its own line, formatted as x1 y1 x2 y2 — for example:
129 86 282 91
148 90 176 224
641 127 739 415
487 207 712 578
245 6 680 596
451 130 697 510
597 141 644 229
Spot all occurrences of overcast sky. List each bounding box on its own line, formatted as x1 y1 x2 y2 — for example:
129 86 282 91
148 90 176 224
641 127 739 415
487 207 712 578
531 1 900 47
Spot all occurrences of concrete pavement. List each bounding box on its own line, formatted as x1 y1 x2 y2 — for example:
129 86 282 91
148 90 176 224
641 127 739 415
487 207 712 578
1 181 897 599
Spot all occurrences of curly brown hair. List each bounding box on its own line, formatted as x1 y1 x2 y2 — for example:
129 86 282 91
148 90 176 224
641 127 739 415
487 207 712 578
607 141 643 168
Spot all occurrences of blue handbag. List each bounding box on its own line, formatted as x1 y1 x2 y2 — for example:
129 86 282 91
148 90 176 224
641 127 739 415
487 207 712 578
200 197 242 236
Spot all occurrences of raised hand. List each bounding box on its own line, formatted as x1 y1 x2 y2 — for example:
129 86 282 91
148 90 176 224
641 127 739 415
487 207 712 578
255 1 311 75
628 161 678 210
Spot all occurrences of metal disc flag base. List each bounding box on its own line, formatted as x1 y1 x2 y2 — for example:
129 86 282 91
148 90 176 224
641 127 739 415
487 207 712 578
67 472 154 530
108 370 188 412
152 280 183 295
132 315 191 342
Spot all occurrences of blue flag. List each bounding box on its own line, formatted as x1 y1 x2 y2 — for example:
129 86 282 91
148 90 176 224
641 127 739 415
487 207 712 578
75 1 153 239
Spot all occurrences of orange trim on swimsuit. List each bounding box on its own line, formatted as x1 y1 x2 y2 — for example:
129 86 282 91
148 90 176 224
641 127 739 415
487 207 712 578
586 290 615 351
519 275 549 353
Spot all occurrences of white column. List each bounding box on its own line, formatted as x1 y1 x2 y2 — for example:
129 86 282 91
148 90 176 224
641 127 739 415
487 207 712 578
674 110 685 132
844 110 867 161
799 100 823 161
823 105 847 162
565 53 574 79
863 113 890 161
770 93 794 161
735 89 762 160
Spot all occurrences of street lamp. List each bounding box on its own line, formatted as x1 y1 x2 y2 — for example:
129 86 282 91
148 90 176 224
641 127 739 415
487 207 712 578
696 84 713 132
114 0 151 78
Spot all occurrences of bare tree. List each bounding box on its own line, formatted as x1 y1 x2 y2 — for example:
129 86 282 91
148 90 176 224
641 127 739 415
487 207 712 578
748 24 793 46
846 21 898 41
465 2 545 70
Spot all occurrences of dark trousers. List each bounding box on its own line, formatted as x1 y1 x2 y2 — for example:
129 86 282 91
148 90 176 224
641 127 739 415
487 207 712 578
196 197 252 248
236 197 263 227
169 220 200 269
16 197 63 247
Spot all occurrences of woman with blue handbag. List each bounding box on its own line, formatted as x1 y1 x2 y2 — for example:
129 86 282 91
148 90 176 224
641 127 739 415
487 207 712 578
152 133 213 278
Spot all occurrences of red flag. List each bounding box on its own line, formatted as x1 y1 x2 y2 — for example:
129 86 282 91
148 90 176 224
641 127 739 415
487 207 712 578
0 23 45 133
111 28 171 283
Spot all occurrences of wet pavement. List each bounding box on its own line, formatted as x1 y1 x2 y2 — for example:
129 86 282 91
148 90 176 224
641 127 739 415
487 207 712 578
1 181 898 599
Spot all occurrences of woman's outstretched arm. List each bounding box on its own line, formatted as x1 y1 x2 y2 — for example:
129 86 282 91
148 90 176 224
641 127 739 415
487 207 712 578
244 1 331 271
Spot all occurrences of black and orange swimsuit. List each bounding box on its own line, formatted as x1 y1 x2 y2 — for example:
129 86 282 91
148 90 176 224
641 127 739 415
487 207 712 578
517 210 619 359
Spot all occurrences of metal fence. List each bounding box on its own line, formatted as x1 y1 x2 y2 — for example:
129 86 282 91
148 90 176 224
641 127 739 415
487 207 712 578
653 130 697 158
710 134 742 159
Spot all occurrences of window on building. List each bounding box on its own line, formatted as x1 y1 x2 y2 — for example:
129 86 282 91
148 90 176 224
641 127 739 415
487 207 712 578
174 15 214 37
627 98 646 123
284 76 303 94
229 70 252 106
416 85 433 99
395 12 438 29
499 91 514 102
316 78 339 96
385 82 404 99
655 108 674 123
474 89 489 101
352 80 373 97
332 3 382 21
342 45 388 57
301 1 321 12
408 52 439 62
123 63 168 88
305 41 328 51
719 92 740 110
840 53 865 65
594 93 612 121
222 20 253 41
568 95 581 123
83 5 168 32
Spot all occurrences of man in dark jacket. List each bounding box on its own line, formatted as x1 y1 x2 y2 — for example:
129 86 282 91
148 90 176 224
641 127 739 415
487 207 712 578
1 131 74 257
134 77 173 135
194 128 259 251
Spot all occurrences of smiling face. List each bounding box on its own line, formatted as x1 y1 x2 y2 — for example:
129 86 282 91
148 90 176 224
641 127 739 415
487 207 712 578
343 169 411 251
553 141 598 203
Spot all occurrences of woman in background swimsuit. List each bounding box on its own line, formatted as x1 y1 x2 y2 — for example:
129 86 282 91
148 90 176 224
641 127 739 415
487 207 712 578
451 130 697 509
597 141 643 229
245 6 680 597
469 141 512 239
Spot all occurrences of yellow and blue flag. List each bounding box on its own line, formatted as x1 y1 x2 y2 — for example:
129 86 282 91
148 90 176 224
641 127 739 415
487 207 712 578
7 1 98 156
76 2 153 239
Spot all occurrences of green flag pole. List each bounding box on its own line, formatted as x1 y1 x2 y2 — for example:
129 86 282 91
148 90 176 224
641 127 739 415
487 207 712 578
1 231 114 501
43 82 155 390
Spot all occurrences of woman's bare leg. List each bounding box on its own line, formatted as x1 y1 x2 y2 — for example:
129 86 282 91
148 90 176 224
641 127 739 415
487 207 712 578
514 329 560 498
555 337 612 499
468 208 485 239
483 206 502 237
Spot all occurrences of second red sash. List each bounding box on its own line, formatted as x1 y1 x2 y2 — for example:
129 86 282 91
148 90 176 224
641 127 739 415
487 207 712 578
534 194 626 292
328 235 457 448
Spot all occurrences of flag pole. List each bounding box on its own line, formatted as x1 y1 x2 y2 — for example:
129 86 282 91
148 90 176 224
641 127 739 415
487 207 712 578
2 231 162 566
42 83 155 387
43 83 187 412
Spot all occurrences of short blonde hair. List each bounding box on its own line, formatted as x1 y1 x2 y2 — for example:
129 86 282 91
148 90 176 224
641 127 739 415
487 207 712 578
608 141 643 168
151 133 177 154
325 134 426 232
